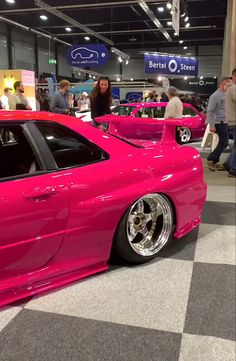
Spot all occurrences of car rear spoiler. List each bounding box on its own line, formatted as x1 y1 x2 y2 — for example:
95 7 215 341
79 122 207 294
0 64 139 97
95 116 201 144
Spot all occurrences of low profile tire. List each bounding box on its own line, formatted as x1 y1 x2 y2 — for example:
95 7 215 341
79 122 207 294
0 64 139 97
178 127 192 144
112 194 173 263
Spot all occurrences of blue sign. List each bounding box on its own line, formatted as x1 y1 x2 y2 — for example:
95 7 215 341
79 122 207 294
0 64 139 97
145 54 198 76
112 87 120 100
67 44 108 68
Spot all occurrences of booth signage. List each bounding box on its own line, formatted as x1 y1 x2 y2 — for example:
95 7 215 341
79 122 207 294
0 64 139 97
145 54 198 77
170 78 217 95
67 44 108 67
49 59 57 64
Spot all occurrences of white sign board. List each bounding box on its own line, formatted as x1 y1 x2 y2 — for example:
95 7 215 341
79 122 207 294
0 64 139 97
172 0 180 36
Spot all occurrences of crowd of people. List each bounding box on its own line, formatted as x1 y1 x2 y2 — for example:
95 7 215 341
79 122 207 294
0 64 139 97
0 72 235 177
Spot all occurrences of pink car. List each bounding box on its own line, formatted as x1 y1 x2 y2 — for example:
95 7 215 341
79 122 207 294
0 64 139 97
0 111 206 307
97 102 206 143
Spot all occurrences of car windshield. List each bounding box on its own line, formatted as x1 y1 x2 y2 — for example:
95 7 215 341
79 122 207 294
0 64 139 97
111 106 136 116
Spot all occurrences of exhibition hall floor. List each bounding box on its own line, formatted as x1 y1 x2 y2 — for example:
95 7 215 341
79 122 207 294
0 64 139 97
0 145 235 361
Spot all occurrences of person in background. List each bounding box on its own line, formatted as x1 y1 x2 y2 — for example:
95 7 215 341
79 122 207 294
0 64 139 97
164 86 183 118
8 81 32 110
224 68 236 177
50 79 71 114
90 76 112 129
78 91 90 111
160 92 169 102
146 92 154 102
206 76 231 171
0 87 12 110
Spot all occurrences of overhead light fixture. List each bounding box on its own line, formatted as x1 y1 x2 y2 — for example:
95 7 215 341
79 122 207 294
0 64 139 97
174 32 178 36
170 10 174 14
89 74 92 78
166 2 172 10
129 36 137 42
6 0 15 3
157 7 164 12
118 56 123 63
117 77 121 82
184 16 189 22
130 78 134 81
183 46 188 50
84 36 90 41
179 40 183 44
200 76 203 79
181 12 186 17
214 76 216 79
185 22 190 28
40 15 48 21
65 27 72 32
184 76 188 80
157 76 162 81
126 59 129 65
167 21 172 26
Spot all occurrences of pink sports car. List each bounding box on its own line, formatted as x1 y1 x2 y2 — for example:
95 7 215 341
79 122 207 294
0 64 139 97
96 102 206 143
0 111 206 307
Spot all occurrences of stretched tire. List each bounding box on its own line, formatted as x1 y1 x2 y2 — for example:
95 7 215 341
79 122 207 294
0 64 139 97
112 194 173 263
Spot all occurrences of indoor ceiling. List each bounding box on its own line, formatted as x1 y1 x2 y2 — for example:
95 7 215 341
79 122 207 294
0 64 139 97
0 0 228 51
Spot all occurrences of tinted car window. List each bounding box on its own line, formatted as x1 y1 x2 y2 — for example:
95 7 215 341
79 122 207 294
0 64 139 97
183 106 197 117
0 124 40 179
111 106 136 116
36 122 107 169
136 107 165 119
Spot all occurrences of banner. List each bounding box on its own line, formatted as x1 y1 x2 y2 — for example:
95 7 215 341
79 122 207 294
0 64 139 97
145 54 198 77
67 44 108 68
170 78 217 95
172 0 180 36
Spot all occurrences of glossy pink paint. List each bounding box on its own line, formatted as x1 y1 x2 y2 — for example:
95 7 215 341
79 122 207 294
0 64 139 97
96 102 206 140
0 111 206 307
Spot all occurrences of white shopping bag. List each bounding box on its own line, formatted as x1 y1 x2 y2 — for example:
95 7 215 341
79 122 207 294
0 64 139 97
201 123 219 151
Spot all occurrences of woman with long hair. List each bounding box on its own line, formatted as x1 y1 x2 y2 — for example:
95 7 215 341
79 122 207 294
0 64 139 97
90 76 112 129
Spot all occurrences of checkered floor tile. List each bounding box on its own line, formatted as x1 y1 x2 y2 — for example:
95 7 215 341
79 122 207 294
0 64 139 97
0 149 235 361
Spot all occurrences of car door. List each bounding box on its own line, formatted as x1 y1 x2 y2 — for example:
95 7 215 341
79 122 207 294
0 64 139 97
0 123 69 279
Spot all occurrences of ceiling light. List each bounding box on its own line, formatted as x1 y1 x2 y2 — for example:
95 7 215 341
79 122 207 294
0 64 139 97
125 59 129 65
166 2 172 10
184 76 188 80
170 10 174 14
89 74 92 78
6 0 15 3
157 7 164 12
185 22 190 28
179 40 183 44
93 76 96 79
65 27 72 32
84 36 90 41
181 12 186 17
40 15 48 21
129 36 137 42
200 76 203 79
130 78 134 81
118 56 123 63
167 21 172 26
174 32 178 36
183 46 188 50
117 77 121 82
157 76 162 81
184 16 189 22
214 76 216 79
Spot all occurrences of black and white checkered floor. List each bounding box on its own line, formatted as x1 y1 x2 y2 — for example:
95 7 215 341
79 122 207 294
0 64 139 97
0 143 235 361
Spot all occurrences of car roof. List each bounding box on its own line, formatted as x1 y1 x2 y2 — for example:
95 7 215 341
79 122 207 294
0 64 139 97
0 110 78 123
119 102 195 109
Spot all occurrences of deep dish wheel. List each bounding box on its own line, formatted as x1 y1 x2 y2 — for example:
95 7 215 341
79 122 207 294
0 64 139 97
178 127 192 143
112 194 173 263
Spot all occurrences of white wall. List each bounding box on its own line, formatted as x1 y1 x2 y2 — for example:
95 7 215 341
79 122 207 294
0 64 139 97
12 30 35 71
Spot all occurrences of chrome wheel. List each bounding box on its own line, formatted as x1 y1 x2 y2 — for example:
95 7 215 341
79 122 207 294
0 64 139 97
126 194 173 257
179 127 191 143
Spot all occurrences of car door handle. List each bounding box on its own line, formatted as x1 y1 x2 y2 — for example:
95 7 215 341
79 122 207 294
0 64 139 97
23 186 57 201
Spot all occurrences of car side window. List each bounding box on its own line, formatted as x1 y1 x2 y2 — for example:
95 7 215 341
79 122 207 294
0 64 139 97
136 107 165 119
36 122 107 169
183 106 197 117
0 124 40 180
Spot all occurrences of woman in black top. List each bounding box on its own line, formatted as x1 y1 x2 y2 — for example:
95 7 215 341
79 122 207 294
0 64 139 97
90 76 112 129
